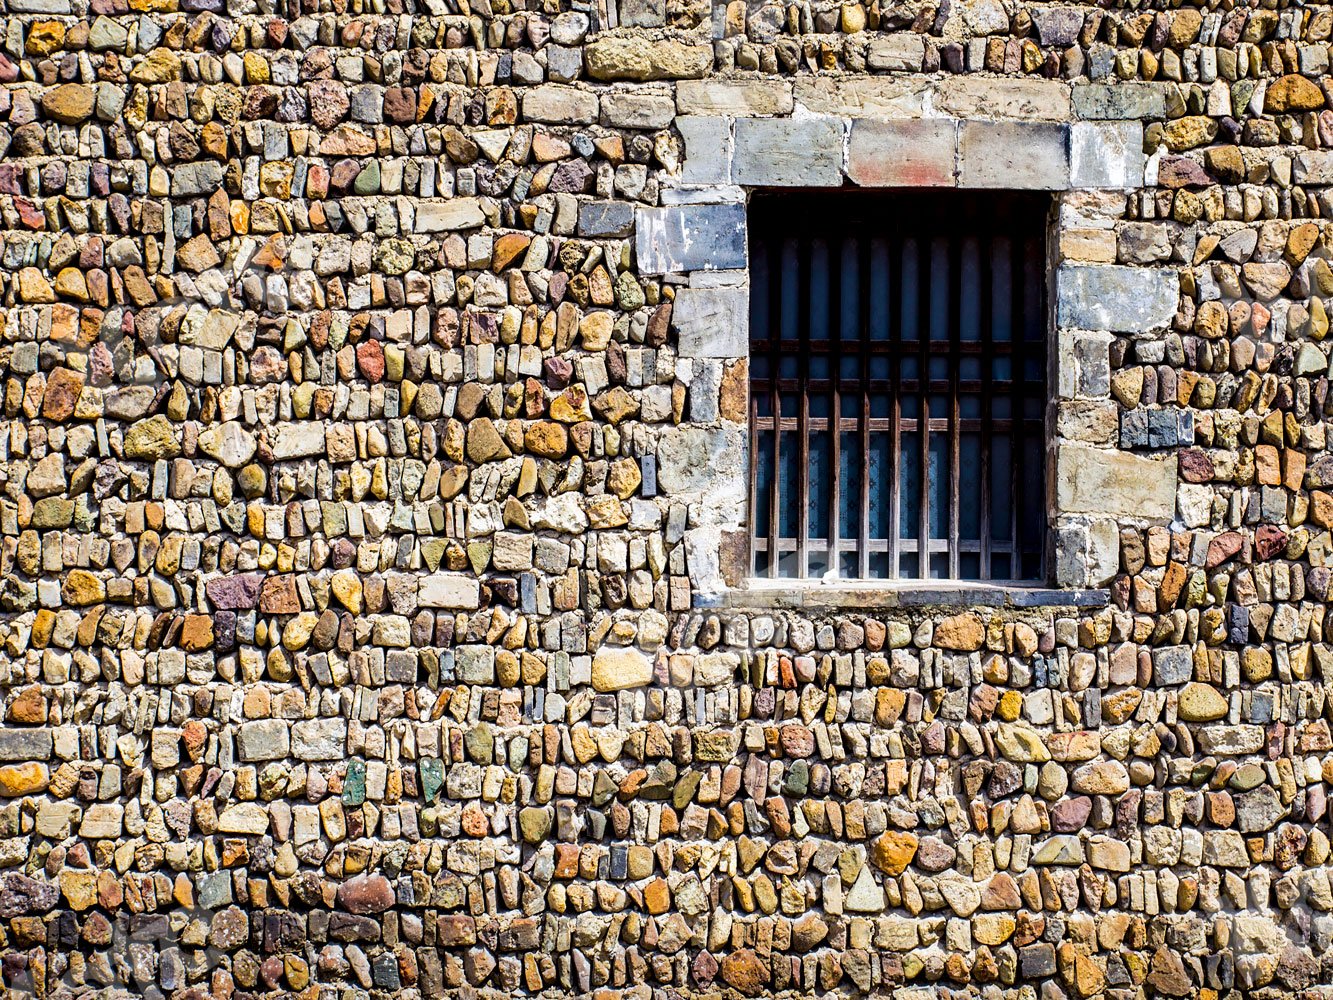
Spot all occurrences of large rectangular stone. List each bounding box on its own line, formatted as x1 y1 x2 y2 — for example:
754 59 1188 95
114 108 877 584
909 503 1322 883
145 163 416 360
935 77 1072 121
635 203 746 275
848 119 957 187
419 574 481 609
732 117 844 187
672 285 748 358
1072 82 1169 120
521 84 598 124
676 80 793 116
1056 264 1178 333
292 719 347 761
599 93 675 129
271 422 327 460
0 729 52 761
1294 151 1333 185
677 117 733 185
1056 443 1177 520
578 201 634 237
958 122 1069 189
865 35 926 71
793 77 927 117
237 720 290 761
415 198 485 232
1070 122 1144 189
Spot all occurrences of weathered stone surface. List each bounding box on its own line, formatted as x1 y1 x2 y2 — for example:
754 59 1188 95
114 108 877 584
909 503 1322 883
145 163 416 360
591 647 653 691
1056 444 1177 520
959 122 1069 189
671 286 748 358
848 119 956 187
732 117 844 187
1057 264 1179 333
635 204 746 275
584 37 710 81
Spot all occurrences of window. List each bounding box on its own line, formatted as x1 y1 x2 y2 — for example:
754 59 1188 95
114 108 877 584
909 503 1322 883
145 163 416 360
748 192 1049 584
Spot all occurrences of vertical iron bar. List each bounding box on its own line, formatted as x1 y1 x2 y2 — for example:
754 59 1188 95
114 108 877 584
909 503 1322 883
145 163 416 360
916 236 931 581
859 237 873 580
888 234 902 579
1009 229 1025 580
798 236 811 579
979 230 994 581
768 238 782 578
948 234 962 580
828 238 842 578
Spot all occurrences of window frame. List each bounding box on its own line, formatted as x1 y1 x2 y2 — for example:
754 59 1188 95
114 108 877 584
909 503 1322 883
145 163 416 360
741 189 1059 595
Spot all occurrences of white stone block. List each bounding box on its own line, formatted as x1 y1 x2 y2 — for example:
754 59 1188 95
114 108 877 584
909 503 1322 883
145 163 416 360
1070 121 1145 189
672 285 748 358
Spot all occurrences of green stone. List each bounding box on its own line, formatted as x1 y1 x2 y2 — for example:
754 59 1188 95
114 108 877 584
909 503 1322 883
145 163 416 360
419 759 443 802
785 760 810 796
353 160 380 194
672 770 701 810
343 759 366 806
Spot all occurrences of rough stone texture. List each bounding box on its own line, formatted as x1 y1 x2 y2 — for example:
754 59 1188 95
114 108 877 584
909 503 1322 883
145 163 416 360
0 0 1331 998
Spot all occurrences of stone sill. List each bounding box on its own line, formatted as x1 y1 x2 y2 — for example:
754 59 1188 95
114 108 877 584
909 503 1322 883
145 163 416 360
704 580 1110 612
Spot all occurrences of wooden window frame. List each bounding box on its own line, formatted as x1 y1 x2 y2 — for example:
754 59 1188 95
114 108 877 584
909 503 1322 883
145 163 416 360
745 190 1054 589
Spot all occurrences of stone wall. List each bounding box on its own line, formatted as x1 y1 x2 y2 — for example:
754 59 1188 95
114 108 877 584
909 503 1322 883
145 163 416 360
2 0 1333 997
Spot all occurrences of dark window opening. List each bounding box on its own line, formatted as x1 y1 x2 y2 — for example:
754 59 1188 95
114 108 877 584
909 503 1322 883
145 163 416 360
748 191 1049 584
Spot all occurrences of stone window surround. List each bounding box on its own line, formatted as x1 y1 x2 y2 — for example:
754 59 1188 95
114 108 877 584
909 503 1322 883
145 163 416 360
636 111 1182 608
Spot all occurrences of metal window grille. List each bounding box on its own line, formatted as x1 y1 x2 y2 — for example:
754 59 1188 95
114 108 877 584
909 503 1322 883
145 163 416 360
749 191 1049 583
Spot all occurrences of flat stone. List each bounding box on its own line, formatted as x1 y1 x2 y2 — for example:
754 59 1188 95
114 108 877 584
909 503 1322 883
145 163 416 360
677 80 793 116
1056 443 1177 520
848 119 957 187
1057 264 1179 333
671 286 748 358
732 117 844 187
591 647 653 691
958 121 1070 189
635 203 746 275
584 37 710 81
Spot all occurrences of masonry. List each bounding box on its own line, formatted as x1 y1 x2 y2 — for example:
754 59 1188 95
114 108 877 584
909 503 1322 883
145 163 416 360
0 0 1332 998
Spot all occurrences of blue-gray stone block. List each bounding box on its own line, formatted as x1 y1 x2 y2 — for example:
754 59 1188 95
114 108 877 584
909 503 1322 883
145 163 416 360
635 203 747 275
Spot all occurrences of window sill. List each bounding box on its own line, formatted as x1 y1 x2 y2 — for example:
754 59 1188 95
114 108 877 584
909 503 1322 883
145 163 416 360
703 580 1109 611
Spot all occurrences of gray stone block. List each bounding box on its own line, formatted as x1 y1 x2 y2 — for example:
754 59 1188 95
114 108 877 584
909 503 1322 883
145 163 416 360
1070 121 1144 189
521 84 598 124
677 117 733 185
0 729 52 761
1056 264 1178 333
732 117 843 187
1072 82 1168 120
958 121 1069 189
578 201 634 237
1294 151 1333 185
1030 7 1085 46
672 285 749 358
599 93 675 129
619 0 664 27
847 119 956 187
635 203 746 274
